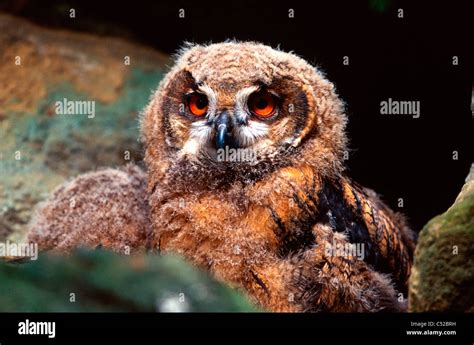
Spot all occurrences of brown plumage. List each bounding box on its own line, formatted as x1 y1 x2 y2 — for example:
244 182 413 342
28 165 151 253
28 41 415 312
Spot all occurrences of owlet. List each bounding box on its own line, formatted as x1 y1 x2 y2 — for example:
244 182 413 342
28 42 415 312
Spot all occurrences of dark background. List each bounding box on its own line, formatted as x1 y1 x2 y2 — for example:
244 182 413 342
1 0 472 231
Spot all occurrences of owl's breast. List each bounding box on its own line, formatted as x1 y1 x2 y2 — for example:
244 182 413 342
151 189 283 285
149 163 414 308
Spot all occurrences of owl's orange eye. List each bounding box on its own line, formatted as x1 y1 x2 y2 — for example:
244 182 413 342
187 93 208 117
248 92 277 118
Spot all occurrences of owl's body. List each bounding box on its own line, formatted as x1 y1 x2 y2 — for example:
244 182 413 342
28 42 415 312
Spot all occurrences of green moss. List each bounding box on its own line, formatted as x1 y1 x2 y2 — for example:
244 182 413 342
0 68 164 242
16 68 163 148
410 193 474 312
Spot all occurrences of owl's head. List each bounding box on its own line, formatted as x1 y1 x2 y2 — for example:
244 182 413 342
142 42 348 184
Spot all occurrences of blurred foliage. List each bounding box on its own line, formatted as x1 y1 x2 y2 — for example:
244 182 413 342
369 0 392 13
0 249 257 312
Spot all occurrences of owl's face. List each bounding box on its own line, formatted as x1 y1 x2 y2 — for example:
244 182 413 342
143 42 347 181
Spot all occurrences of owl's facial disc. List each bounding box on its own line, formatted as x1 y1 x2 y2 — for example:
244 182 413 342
161 68 312 165
145 43 348 179
181 85 283 162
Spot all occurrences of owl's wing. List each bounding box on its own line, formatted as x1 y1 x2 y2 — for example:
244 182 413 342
316 177 416 294
27 164 152 253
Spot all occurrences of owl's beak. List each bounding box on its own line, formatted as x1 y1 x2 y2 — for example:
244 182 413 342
214 111 233 150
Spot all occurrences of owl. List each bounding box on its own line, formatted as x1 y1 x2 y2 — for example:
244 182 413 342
28 42 415 312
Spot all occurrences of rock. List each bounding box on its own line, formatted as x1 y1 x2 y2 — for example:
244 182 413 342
0 249 256 312
409 164 474 312
0 13 169 242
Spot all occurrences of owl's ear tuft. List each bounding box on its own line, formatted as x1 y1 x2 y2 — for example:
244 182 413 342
173 41 196 60
173 42 206 65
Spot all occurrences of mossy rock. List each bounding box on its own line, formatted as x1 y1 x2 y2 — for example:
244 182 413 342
0 13 169 242
409 165 474 312
0 249 257 312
